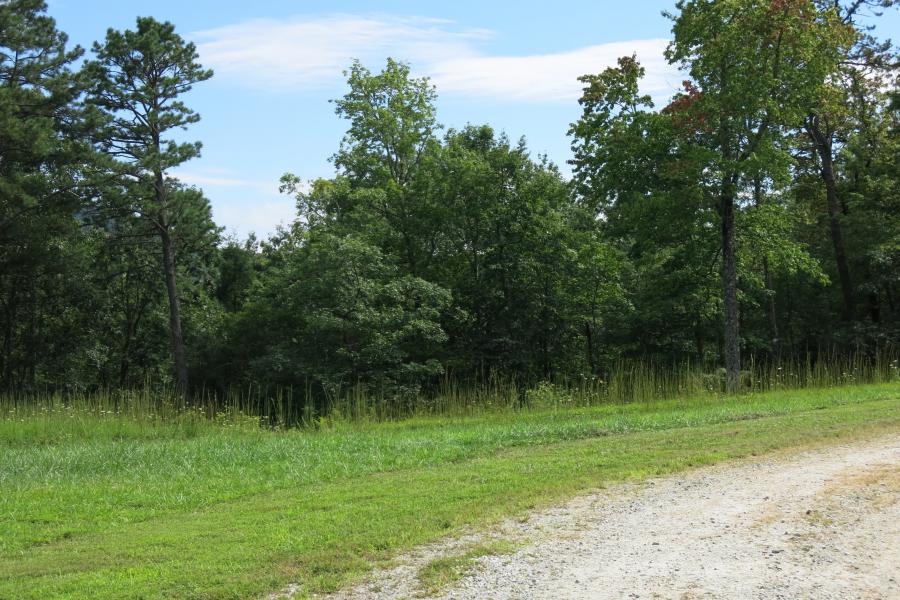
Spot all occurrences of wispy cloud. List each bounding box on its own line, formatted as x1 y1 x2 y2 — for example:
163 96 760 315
194 15 679 103
172 170 274 191
215 199 297 237
430 40 674 102
172 169 296 236
194 15 489 89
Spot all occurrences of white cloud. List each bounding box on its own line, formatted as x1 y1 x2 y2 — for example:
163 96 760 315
194 15 680 104
215 199 297 237
171 170 273 191
194 15 489 89
430 40 675 102
171 169 293 236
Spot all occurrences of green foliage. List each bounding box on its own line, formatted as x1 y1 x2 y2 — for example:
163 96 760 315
85 16 217 392
428 125 623 377
266 61 626 398
0 0 93 391
666 0 850 147
227 230 450 400
1 8 899 595
85 17 212 175
570 57 719 359
1 2 898 413
332 58 439 189
215 235 259 312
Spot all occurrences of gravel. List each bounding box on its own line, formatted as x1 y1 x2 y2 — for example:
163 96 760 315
316 433 900 600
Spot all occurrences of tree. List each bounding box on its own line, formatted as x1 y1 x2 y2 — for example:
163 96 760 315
329 58 442 276
225 228 450 403
216 235 259 313
284 61 625 385
430 125 622 379
802 1 898 321
0 0 91 390
86 17 213 393
665 0 849 391
570 57 722 363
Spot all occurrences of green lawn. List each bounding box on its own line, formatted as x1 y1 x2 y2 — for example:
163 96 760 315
2 384 899 599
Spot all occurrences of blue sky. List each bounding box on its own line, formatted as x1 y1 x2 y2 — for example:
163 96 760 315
48 1 899 238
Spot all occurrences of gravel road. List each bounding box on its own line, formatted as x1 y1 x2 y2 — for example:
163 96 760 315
321 434 900 600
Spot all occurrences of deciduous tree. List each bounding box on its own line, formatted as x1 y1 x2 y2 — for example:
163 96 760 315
665 0 848 391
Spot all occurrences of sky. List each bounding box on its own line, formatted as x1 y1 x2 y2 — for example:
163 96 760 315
46 1 900 239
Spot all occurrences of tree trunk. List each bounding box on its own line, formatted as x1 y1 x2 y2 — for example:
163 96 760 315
720 178 741 394
160 225 188 393
1 284 16 389
763 257 780 358
885 283 896 317
584 320 595 373
867 292 881 324
807 117 855 321
754 178 779 358
156 170 189 394
694 322 705 360
119 291 150 387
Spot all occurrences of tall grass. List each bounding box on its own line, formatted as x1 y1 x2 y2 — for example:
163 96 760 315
2 350 897 429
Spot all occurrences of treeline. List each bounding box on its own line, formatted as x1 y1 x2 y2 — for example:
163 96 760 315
1 0 898 402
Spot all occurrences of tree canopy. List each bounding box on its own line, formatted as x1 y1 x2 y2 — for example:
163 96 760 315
1 0 897 406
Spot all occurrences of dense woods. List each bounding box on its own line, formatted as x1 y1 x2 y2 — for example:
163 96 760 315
1 0 898 404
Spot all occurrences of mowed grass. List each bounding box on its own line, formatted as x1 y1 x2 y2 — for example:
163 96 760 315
1 384 899 599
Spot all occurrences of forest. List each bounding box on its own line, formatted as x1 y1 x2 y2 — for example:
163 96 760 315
3 1 900 598
2 0 899 411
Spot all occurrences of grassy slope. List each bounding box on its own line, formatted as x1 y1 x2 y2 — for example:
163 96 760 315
1 384 899 599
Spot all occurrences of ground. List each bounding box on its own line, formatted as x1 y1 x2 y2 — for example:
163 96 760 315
4 385 899 599
322 434 900 600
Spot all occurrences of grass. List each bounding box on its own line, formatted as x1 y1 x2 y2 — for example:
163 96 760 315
416 540 521 596
5 350 897 425
0 383 898 598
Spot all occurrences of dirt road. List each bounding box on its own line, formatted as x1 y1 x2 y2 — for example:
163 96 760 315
326 434 900 599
